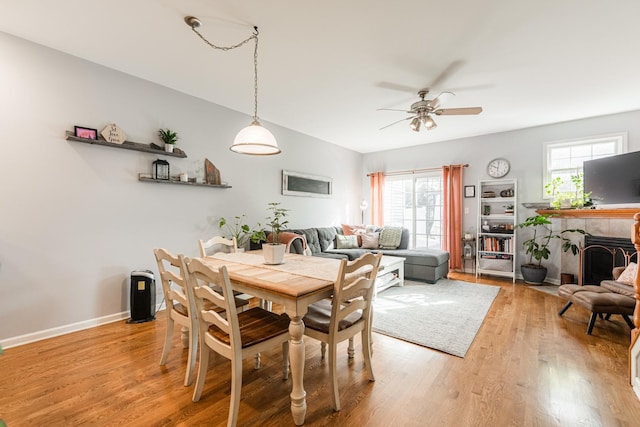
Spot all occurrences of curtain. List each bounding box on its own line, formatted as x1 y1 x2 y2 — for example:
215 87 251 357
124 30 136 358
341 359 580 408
370 172 385 226
442 165 464 270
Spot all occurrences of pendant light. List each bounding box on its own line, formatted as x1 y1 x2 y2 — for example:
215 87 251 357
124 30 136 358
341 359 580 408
185 16 280 155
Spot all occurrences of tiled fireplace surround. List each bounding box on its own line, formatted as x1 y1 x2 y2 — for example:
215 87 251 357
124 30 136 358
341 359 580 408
543 209 640 285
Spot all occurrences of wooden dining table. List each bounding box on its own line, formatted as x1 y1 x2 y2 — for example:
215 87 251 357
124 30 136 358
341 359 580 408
201 250 345 426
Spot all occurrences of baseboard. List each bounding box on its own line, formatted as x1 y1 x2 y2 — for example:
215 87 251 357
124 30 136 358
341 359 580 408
2 303 163 349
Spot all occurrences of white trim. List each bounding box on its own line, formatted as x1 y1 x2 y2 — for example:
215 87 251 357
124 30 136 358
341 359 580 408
541 132 628 199
1 303 164 349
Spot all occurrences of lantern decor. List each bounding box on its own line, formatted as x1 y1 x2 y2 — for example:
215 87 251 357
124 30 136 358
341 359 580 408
152 159 170 180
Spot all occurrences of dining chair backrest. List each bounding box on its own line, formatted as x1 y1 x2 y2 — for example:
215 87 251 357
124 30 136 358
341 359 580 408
185 257 240 358
330 252 382 337
199 235 238 257
155 248 190 315
153 248 198 386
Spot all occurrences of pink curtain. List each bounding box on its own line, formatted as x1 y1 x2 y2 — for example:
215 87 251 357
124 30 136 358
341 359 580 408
442 165 464 270
370 172 385 226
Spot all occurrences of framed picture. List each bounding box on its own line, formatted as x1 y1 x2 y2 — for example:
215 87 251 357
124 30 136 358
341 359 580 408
74 126 98 140
282 170 332 198
464 185 476 198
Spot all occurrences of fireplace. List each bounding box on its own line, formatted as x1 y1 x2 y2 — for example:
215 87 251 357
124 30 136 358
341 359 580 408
581 235 637 285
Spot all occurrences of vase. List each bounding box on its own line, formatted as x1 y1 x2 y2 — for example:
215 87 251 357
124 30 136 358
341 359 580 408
521 264 548 285
164 144 174 153
262 243 286 265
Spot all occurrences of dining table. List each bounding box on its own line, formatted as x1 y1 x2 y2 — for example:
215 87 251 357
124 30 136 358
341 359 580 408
201 250 346 426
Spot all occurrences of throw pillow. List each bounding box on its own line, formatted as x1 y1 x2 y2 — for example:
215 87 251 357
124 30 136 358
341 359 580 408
360 232 380 249
617 262 638 285
378 226 403 249
342 224 365 235
335 234 359 249
342 224 366 246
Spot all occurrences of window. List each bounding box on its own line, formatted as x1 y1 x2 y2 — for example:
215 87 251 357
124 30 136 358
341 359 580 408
542 133 627 198
383 172 442 249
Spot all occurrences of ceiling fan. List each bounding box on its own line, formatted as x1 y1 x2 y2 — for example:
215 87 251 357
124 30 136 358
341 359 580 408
378 89 483 132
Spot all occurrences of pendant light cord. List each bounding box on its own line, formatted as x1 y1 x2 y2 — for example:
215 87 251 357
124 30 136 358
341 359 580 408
189 25 261 123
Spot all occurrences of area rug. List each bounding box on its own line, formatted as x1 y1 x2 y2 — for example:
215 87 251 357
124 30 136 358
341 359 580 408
372 279 500 357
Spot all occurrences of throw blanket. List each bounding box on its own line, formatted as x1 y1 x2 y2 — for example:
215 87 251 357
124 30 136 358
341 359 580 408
379 226 403 249
267 232 310 255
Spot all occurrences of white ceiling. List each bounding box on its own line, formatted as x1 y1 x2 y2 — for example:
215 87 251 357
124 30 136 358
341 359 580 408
2 0 640 153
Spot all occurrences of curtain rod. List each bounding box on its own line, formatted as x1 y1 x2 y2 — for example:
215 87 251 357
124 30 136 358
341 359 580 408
367 164 469 177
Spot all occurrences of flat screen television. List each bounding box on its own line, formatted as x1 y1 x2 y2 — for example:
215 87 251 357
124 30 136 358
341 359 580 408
583 150 640 208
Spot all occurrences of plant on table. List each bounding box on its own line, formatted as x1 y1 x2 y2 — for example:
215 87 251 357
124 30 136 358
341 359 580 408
264 202 289 245
515 214 589 284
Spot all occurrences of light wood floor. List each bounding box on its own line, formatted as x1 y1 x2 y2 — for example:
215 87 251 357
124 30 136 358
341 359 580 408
2 273 640 426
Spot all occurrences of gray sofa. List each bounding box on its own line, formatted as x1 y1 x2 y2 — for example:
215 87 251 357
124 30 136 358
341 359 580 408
277 226 449 283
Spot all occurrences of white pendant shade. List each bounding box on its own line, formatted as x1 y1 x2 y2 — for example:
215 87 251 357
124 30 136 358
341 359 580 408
230 122 280 155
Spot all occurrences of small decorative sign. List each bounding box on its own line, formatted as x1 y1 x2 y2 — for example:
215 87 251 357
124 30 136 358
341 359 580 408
101 123 127 144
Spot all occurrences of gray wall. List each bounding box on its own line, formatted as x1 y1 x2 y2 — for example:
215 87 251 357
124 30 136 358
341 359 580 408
362 110 640 281
0 32 363 346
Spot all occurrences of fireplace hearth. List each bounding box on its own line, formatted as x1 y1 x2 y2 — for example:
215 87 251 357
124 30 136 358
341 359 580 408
581 235 637 285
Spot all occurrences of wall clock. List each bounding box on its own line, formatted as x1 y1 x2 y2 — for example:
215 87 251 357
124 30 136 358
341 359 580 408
487 158 510 178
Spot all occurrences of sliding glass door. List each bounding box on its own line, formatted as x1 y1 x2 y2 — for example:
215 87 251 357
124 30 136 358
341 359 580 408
383 172 443 249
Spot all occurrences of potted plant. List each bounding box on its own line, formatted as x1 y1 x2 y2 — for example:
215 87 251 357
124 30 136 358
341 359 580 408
544 173 592 209
260 202 289 264
158 128 179 153
218 214 262 251
515 214 589 284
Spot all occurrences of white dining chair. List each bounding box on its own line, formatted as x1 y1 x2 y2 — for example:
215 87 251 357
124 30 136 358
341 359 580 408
301 252 382 411
154 248 198 386
198 235 238 257
184 256 290 427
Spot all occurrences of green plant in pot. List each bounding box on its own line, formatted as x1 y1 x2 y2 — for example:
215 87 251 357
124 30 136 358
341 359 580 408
218 214 262 251
260 202 289 264
158 128 179 153
545 173 592 209
516 214 589 284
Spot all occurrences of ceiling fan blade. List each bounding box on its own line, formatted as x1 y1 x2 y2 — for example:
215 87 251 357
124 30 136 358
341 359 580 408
380 116 415 130
377 81 418 93
427 91 455 109
377 108 413 113
434 107 483 116
428 60 465 89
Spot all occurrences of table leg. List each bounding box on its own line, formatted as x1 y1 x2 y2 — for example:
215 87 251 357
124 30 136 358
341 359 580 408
288 315 307 425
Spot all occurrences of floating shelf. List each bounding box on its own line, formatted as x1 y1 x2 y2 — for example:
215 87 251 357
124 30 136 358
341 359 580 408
138 175 231 188
66 131 187 158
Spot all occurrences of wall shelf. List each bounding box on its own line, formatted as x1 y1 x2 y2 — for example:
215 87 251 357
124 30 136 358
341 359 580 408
66 131 187 158
138 175 231 188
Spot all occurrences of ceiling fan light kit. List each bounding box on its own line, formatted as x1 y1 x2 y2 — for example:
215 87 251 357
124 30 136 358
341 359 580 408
379 88 482 132
184 16 280 155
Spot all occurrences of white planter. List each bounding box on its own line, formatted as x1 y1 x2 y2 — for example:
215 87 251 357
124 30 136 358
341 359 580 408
262 243 286 265
164 144 174 153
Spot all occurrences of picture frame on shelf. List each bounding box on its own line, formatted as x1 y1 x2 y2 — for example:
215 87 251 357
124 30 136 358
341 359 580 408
74 126 98 140
464 185 476 198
